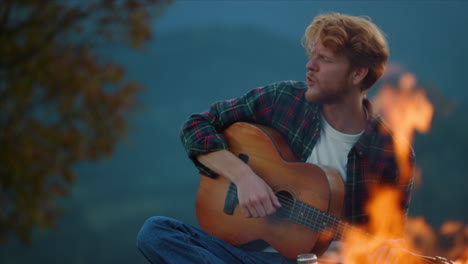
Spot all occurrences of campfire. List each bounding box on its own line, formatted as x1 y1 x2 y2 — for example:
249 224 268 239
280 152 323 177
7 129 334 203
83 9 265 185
338 73 466 264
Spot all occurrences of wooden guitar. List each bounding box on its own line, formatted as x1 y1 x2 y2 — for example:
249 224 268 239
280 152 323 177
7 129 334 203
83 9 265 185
195 122 453 263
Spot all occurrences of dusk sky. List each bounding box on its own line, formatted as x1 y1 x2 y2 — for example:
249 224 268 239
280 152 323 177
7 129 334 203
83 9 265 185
154 1 468 101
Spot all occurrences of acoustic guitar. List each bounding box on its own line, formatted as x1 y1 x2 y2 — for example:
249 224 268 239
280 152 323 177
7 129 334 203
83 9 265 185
195 122 453 263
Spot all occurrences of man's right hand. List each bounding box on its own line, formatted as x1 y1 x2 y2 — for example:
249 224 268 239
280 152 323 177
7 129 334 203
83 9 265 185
235 168 282 218
196 150 282 218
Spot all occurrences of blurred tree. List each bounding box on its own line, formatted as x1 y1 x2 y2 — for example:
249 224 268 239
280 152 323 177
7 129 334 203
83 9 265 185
0 0 171 244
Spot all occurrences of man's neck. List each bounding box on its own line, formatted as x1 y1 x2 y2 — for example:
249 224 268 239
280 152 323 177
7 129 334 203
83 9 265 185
321 95 367 135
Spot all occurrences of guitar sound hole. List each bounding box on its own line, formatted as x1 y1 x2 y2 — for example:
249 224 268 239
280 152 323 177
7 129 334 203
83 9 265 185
274 191 294 220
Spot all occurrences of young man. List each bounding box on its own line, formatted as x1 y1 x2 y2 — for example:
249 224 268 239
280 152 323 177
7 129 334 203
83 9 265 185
137 13 414 264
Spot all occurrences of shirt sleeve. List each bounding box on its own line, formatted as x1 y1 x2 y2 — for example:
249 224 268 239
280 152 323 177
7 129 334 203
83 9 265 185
179 84 278 176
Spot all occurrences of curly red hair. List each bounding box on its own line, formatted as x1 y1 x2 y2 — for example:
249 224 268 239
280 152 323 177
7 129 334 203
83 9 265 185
304 13 389 91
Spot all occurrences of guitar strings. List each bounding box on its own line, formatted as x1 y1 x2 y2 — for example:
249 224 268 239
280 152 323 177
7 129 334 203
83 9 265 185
224 187 345 234
224 188 354 238
222 188 449 264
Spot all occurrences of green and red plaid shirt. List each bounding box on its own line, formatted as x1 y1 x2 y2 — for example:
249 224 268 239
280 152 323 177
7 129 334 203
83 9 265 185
180 80 414 224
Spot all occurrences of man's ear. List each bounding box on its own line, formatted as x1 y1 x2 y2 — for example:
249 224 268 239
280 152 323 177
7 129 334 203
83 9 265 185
352 67 369 86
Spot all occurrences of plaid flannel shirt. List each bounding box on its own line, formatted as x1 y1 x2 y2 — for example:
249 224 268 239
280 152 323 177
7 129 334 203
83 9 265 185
180 80 414 224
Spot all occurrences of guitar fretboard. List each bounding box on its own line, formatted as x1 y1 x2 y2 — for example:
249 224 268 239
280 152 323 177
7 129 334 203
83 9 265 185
274 196 357 240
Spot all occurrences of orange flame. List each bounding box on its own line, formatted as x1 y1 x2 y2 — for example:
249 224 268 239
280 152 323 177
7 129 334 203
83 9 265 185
439 221 467 262
373 73 434 184
317 72 467 264
338 73 436 264
342 187 418 264
405 217 437 254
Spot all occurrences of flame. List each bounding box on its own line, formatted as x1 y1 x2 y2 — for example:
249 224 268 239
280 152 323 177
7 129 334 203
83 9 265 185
316 72 468 264
373 73 434 184
405 217 437 254
404 218 468 264
342 187 418 264
439 221 467 262
338 73 437 264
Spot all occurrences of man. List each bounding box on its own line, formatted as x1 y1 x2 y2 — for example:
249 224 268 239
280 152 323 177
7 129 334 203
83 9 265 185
137 13 414 264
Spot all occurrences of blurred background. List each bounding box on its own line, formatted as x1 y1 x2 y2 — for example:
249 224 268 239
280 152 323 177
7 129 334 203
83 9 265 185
1 0 467 263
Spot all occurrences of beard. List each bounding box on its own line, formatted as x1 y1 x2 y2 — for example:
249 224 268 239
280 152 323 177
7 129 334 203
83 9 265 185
305 84 349 104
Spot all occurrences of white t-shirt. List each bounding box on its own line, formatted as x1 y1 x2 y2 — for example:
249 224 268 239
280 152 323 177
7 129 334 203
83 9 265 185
306 113 364 181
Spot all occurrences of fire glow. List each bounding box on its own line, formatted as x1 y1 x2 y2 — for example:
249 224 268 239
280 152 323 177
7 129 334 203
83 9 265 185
338 73 467 264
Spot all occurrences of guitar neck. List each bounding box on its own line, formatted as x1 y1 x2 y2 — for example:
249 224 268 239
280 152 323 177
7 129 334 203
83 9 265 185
279 197 359 240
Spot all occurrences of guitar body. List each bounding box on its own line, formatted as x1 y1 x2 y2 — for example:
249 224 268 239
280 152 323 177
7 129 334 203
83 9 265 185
196 122 345 259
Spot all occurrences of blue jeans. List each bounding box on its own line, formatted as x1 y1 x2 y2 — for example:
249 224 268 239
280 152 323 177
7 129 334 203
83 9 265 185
136 216 296 264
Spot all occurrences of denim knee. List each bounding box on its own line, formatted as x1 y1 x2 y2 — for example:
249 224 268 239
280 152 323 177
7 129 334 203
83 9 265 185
136 216 172 250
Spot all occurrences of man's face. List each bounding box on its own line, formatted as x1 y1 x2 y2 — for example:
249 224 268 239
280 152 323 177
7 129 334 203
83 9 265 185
305 38 354 104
